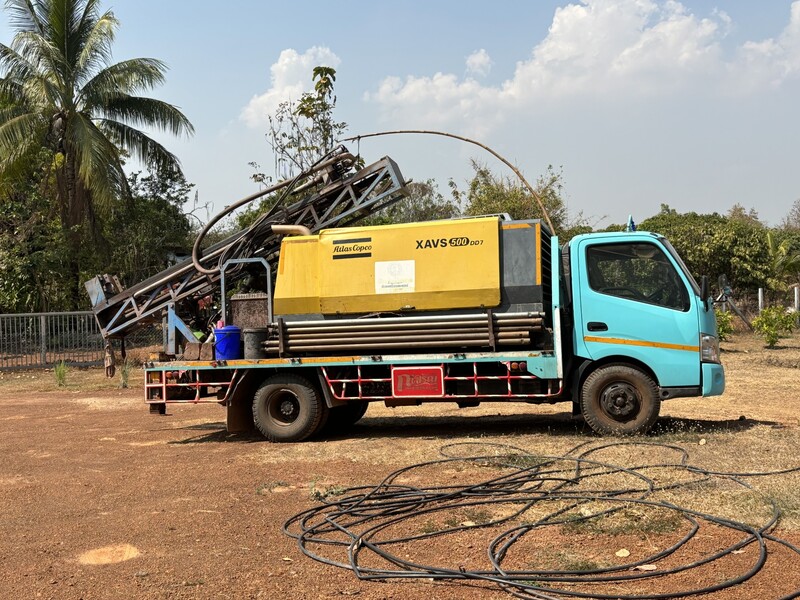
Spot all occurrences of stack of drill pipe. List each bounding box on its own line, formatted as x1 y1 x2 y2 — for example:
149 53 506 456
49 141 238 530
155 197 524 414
264 312 544 354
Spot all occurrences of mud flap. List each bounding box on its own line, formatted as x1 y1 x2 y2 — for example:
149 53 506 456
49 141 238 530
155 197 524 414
226 400 255 433
226 371 258 433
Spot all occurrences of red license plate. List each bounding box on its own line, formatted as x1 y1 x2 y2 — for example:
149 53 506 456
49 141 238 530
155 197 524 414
392 366 444 397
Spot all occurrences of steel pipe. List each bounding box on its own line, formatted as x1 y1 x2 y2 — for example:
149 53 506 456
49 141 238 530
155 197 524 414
265 338 529 352
268 331 532 347
280 311 544 328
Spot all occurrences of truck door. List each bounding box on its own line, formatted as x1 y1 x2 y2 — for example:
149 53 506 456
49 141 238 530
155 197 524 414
573 239 700 387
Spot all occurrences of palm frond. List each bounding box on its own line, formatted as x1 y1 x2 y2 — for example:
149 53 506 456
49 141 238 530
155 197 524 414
0 42 61 109
43 0 66 45
68 110 126 208
0 111 46 168
98 95 194 138
98 118 183 172
75 9 118 82
79 58 167 106
0 76 27 104
3 0 46 35
7 29 57 65
0 40 37 79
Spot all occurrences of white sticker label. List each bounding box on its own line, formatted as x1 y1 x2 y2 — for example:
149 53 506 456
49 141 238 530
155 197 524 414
375 260 415 294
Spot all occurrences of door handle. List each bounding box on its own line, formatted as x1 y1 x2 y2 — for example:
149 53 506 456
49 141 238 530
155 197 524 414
587 322 608 332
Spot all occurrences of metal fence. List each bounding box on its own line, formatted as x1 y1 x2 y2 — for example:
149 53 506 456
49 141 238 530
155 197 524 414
0 311 163 370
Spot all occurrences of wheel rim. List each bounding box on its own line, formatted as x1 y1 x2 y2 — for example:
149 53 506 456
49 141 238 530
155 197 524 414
599 381 641 422
268 390 301 425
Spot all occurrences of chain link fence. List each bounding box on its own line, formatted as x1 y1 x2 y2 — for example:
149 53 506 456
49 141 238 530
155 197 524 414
0 311 163 370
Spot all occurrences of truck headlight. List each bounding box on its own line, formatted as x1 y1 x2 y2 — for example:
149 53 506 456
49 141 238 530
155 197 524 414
700 334 720 364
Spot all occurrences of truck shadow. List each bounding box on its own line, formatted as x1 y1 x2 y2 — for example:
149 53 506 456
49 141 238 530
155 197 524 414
167 421 263 444
336 412 584 440
330 413 778 442
165 414 780 445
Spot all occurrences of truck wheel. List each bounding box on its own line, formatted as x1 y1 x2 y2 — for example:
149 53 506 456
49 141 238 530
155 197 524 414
580 365 660 435
252 374 327 442
325 402 369 433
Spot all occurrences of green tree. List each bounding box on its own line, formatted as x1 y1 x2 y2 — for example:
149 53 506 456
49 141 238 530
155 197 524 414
106 164 195 285
781 198 800 230
0 147 70 312
640 205 769 292
453 162 588 239
774 199 800 289
263 66 347 179
765 230 800 293
0 0 194 303
361 180 460 226
727 203 760 224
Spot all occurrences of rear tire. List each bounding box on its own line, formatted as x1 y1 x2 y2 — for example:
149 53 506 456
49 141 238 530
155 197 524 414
580 364 660 435
252 374 327 442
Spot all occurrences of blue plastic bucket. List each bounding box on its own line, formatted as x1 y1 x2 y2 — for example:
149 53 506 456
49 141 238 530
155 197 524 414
214 325 242 360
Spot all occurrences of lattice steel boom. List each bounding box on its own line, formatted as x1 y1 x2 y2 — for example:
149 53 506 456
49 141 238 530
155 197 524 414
85 153 408 340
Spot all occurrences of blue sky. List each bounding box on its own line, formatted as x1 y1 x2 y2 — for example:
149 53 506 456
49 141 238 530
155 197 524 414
1 1 799 226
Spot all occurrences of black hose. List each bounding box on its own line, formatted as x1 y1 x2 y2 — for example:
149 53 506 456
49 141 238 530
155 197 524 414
283 441 800 599
344 129 557 233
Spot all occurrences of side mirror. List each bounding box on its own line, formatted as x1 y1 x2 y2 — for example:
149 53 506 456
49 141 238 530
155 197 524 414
700 275 709 312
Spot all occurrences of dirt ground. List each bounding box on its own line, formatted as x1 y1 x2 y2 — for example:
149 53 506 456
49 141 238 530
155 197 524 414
1 331 800 599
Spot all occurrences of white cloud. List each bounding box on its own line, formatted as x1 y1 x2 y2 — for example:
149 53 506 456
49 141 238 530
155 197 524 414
466 49 493 76
366 75 505 141
502 0 725 100
240 47 341 128
736 0 800 89
366 0 800 126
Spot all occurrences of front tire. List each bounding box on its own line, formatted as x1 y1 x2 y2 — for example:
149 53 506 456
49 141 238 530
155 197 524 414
580 364 660 435
252 374 327 442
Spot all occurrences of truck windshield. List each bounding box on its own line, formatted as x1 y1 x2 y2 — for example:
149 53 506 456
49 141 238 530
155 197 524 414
661 239 701 296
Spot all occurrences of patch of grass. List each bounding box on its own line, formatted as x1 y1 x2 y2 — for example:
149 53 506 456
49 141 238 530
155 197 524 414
561 556 603 573
463 508 493 525
654 480 778 530
0 366 143 393
309 482 348 501
532 548 607 573
561 506 683 536
54 361 68 387
443 514 461 528
481 453 545 469
651 418 705 442
440 507 494 529
119 359 133 389
256 481 289 494
766 486 800 526
419 520 439 534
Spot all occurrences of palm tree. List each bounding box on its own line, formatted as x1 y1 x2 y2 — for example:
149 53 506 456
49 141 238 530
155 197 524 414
767 231 800 291
0 0 194 301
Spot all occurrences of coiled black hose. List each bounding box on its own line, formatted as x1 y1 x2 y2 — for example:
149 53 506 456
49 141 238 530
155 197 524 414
284 441 800 599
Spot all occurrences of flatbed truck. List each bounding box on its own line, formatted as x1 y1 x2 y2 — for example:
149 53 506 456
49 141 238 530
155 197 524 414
139 216 724 441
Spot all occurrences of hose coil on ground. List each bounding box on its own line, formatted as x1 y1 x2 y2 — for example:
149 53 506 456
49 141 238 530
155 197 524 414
284 440 800 599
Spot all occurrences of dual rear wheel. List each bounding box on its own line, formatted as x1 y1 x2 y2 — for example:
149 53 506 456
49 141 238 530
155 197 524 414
252 374 367 442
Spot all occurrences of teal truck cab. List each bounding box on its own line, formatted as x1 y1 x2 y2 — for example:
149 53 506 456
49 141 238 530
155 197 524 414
562 230 724 434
